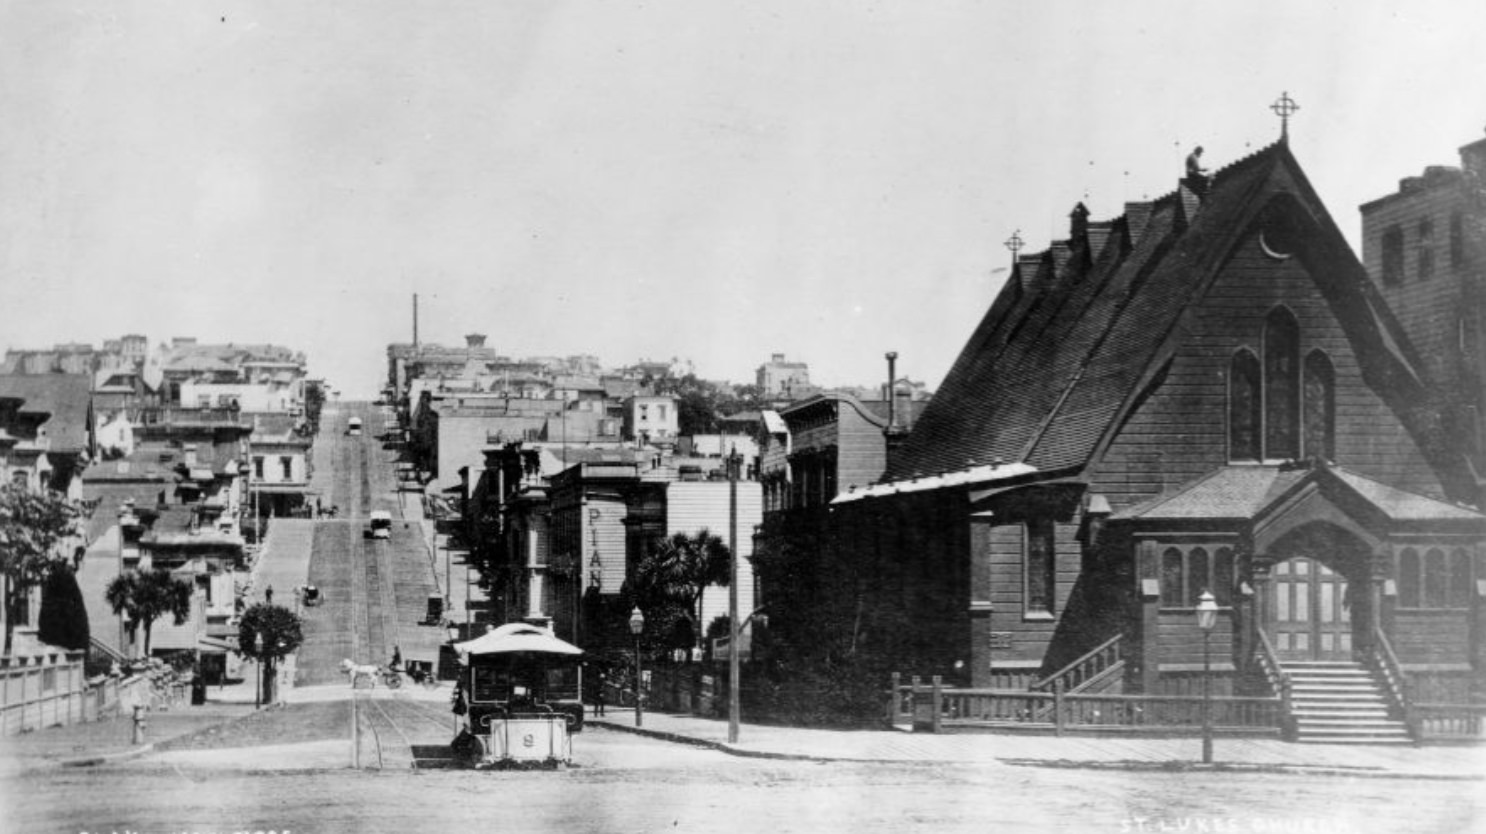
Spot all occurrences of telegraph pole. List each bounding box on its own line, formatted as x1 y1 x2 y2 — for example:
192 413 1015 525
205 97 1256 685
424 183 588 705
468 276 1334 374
727 445 740 744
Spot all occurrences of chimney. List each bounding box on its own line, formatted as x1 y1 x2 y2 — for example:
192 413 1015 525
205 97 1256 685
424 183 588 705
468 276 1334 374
884 352 910 469
1070 202 1089 244
1461 132 1486 177
884 352 899 432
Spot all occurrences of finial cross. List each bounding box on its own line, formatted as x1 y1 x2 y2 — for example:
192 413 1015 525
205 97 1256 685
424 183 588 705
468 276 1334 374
1271 91 1300 142
1004 230 1024 262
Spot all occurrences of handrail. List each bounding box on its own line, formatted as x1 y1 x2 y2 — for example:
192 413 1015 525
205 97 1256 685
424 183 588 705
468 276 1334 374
1368 625 1412 728
1031 633 1123 693
1253 629 1295 739
1254 629 1289 694
88 637 127 666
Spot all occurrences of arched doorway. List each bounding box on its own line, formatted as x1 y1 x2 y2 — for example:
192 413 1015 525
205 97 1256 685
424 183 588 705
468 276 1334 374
1260 523 1372 663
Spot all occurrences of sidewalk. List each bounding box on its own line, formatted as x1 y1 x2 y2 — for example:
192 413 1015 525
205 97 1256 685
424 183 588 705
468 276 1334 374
590 709 1486 779
0 701 254 773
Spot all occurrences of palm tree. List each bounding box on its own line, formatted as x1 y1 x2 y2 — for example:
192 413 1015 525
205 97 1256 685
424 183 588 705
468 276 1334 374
628 529 731 651
105 568 193 657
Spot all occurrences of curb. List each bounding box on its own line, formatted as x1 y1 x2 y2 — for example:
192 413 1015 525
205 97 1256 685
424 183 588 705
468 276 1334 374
58 743 155 768
591 720 1483 779
590 719 843 763
1000 757 1484 781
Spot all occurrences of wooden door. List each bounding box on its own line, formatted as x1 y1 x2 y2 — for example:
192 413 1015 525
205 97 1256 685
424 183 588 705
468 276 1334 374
1270 557 1352 661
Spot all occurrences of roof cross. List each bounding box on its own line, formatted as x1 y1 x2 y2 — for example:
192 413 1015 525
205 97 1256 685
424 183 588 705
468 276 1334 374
1004 230 1024 264
1271 91 1300 143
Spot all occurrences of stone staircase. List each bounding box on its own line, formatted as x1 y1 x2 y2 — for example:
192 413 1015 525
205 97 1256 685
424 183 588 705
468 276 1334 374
1282 661 1412 744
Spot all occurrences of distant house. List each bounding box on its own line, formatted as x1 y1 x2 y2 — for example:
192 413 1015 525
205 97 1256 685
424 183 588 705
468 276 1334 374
0 374 96 499
621 394 679 444
248 414 311 519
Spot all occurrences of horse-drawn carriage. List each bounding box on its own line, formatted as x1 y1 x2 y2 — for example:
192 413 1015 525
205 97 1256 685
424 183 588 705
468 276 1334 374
450 622 585 769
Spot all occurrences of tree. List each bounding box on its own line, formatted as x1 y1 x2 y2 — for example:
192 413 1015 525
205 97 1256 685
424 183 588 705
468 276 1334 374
623 529 731 653
105 568 193 657
38 562 90 651
0 484 82 654
237 603 304 705
303 379 326 435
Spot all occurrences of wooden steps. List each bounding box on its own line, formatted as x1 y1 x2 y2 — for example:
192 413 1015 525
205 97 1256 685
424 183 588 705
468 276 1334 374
1281 661 1412 745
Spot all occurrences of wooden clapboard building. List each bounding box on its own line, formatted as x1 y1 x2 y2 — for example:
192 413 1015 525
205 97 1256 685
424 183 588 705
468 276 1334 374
831 138 1486 739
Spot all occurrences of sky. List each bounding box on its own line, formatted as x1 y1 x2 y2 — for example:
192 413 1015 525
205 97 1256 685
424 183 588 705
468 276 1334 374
2 1 1483 398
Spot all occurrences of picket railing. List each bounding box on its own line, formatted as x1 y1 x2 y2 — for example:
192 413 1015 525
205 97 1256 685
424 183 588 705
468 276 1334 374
1413 703 1486 743
1031 634 1123 694
888 674 1282 736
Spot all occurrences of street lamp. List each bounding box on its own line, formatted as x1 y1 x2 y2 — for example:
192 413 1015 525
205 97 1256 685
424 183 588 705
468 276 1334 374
628 606 645 728
253 631 264 709
274 640 286 705
1196 589 1219 764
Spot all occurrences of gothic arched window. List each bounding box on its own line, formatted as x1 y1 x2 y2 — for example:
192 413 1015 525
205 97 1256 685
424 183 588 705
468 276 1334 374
1398 548 1421 607
1303 350 1336 462
1229 349 1262 461
1264 308 1301 460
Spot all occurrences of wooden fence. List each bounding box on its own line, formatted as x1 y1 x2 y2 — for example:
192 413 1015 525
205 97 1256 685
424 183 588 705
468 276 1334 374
888 674 1282 737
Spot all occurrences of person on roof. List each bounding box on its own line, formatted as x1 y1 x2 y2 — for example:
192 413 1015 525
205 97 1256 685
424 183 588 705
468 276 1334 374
1186 145 1208 177
1185 146 1210 195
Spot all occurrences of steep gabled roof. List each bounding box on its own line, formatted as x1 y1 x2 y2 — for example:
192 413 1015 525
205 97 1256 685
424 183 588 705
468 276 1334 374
884 142 1443 493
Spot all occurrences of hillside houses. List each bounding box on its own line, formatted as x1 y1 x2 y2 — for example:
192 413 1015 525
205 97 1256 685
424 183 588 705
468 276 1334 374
0 333 316 679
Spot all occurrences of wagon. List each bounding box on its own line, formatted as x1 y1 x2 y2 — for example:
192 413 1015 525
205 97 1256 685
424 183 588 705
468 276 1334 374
450 623 585 769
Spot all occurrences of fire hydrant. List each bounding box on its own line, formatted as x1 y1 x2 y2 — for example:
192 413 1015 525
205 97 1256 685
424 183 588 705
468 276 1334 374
132 704 147 745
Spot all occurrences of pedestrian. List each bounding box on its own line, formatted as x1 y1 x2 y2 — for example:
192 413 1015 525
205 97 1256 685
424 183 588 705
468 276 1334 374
265 585 273 605
391 645 402 670
593 668 607 716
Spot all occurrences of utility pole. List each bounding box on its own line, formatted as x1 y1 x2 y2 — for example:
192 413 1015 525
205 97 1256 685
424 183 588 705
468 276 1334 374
727 445 740 744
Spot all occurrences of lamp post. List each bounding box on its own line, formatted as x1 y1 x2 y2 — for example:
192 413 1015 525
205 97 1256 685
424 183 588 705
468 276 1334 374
1196 589 1218 764
629 606 645 728
254 632 264 709
271 639 285 705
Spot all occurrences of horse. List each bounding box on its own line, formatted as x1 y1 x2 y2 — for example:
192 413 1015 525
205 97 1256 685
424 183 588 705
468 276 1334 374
341 658 381 688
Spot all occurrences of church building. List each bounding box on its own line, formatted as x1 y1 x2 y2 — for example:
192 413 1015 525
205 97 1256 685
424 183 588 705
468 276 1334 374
829 133 1486 741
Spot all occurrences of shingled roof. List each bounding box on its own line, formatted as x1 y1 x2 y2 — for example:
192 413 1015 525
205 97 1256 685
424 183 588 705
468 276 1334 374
0 374 93 453
883 141 1434 489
